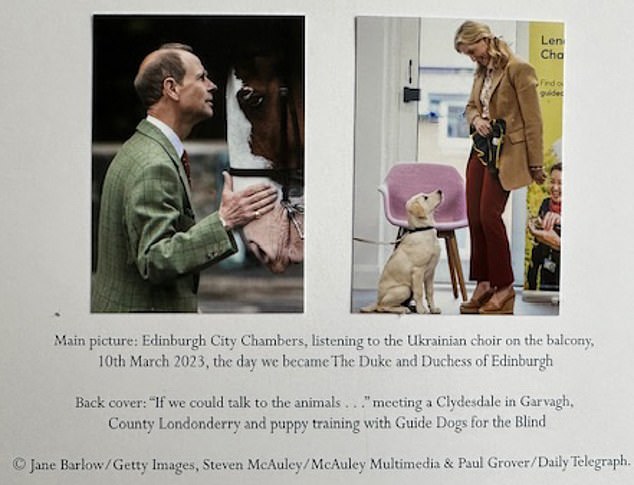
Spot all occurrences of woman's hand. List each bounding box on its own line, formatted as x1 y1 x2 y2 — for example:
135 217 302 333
472 116 491 136
541 211 561 231
527 218 540 236
535 228 560 249
530 166 546 184
528 217 560 250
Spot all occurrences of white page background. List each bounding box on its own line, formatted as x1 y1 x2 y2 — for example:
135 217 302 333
1 1 633 484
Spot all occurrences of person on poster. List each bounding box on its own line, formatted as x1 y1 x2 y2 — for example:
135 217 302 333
92 43 277 312
527 163 562 291
454 21 546 315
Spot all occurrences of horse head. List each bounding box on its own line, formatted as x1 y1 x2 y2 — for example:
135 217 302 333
226 53 304 273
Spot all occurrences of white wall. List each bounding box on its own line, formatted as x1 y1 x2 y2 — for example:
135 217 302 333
352 17 421 289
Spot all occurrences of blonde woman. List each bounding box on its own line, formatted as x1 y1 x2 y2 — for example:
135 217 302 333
455 21 545 314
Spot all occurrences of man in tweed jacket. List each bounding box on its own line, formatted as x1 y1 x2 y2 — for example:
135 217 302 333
92 43 277 312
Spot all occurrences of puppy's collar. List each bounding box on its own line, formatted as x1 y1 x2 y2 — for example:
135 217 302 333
405 226 435 233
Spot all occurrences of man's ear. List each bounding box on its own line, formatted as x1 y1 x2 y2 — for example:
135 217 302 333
163 77 180 101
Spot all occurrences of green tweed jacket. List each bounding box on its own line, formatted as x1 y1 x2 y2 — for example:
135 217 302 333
92 119 237 312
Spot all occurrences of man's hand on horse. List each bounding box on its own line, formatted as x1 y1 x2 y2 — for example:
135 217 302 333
218 171 278 230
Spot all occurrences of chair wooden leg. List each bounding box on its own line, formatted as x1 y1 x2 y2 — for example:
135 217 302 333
447 232 467 301
441 233 459 299
439 230 468 302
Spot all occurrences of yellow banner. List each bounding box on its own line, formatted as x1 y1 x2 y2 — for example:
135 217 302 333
530 22 564 152
524 22 564 294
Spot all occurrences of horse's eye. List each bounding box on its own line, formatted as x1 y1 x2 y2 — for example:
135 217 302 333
238 86 264 108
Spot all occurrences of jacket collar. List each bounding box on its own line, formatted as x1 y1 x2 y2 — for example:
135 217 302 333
472 55 516 114
136 119 193 204
146 115 184 158
487 67 505 100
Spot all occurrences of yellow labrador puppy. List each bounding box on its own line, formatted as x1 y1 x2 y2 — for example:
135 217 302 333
361 191 442 314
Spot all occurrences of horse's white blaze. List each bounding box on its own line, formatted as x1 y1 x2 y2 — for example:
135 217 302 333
224 68 304 272
226 69 282 195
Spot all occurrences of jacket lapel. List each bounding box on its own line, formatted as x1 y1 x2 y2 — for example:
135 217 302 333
472 74 485 113
488 54 520 101
136 120 194 207
488 68 505 100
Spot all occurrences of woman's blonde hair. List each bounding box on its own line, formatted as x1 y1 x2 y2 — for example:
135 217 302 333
454 21 513 74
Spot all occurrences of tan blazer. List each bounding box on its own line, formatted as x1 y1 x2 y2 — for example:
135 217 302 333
465 55 543 191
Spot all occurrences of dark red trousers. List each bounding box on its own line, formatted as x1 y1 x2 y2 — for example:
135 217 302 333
466 152 514 288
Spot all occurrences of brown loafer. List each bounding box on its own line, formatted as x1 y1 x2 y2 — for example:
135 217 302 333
459 288 495 314
479 288 515 315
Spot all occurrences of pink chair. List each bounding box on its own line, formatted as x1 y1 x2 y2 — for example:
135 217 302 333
378 162 468 301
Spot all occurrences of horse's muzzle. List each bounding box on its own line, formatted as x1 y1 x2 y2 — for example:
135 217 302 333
242 202 304 273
